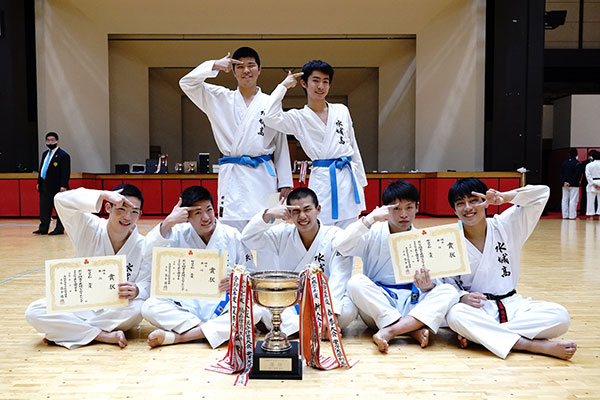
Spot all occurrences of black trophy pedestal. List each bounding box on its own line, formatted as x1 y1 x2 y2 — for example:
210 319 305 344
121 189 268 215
249 341 303 380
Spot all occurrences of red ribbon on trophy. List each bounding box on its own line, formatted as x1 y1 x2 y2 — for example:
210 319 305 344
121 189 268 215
206 266 254 386
299 264 358 370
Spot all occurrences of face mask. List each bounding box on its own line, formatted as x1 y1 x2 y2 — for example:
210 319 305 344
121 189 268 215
47 143 57 150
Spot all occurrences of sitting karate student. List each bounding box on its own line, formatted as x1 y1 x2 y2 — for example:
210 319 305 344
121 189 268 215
26 185 150 349
444 178 577 360
141 186 257 348
333 180 459 353
241 187 356 336
264 60 367 228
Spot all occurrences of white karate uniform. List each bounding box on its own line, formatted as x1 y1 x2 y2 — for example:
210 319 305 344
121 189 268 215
179 61 293 228
264 84 367 225
585 160 600 215
25 188 150 349
333 220 459 332
141 220 260 348
241 212 356 333
444 185 571 359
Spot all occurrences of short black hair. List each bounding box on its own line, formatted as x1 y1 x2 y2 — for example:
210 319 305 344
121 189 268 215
232 47 260 68
569 148 578 158
301 60 334 84
181 185 213 207
45 132 59 140
112 184 144 208
382 180 419 205
287 187 319 208
448 178 489 210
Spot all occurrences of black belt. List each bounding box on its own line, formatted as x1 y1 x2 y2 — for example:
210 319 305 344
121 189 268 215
484 289 516 323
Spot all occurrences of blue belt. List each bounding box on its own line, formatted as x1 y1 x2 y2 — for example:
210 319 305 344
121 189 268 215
218 154 275 177
312 156 360 220
212 292 230 318
375 281 420 304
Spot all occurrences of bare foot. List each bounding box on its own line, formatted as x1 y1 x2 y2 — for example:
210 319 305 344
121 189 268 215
457 334 469 349
147 329 171 348
409 327 429 348
515 338 577 360
372 329 393 353
95 330 127 348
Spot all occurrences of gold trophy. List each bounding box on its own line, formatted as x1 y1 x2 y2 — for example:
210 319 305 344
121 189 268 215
249 270 302 379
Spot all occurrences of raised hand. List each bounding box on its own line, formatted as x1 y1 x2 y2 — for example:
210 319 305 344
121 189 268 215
213 52 243 73
166 198 192 225
471 188 506 208
371 203 398 223
281 71 304 89
263 197 297 222
160 198 201 237
101 189 135 209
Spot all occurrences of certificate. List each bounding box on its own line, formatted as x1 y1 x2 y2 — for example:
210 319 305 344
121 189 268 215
388 223 470 283
45 255 127 314
151 247 228 299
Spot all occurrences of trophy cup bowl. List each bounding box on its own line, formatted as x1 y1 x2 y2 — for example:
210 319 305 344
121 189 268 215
250 270 301 352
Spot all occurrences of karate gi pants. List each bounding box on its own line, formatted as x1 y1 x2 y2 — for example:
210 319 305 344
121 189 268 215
561 187 579 219
264 295 356 336
586 190 600 215
142 297 266 348
446 294 570 359
25 298 143 349
346 273 459 332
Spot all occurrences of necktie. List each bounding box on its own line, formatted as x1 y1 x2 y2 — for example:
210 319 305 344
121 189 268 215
41 152 52 179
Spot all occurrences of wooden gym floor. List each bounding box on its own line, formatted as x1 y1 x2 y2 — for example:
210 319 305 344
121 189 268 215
0 217 598 399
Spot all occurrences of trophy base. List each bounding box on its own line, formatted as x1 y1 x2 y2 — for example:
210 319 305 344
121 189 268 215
249 341 302 380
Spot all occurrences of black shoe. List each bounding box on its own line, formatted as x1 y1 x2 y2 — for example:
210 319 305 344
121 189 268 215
48 230 64 236
33 230 48 235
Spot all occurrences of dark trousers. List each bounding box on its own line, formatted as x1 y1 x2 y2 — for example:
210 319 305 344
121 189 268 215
38 188 64 233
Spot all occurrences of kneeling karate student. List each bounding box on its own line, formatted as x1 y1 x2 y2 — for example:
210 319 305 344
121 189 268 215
142 186 257 348
241 187 356 336
26 185 150 349
333 180 459 353
444 178 576 359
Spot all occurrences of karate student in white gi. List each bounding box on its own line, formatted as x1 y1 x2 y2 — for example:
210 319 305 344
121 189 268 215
179 47 293 232
264 60 367 228
25 185 150 349
585 150 600 217
241 187 356 336
333 180 459 353
142 186 257 348
444 178 577 360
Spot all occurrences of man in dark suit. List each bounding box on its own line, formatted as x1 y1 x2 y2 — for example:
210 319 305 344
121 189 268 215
33 132 70 235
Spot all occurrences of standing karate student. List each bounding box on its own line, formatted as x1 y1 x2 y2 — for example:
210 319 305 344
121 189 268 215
26 185 150 349
264 60 367 228
141 186 258 348
333 180 459 353
241 187 356 336
444 178 577 359
179 47 293 232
